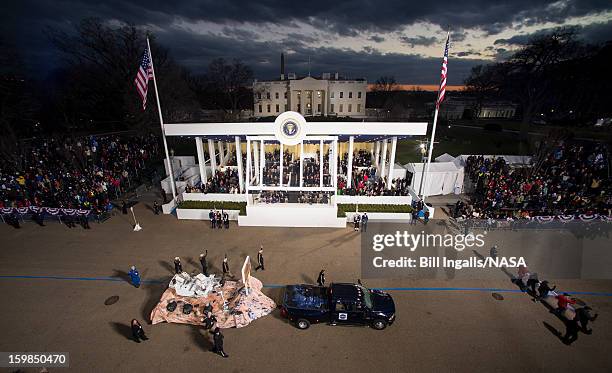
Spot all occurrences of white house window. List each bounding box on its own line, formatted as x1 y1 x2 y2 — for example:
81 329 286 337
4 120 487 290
339 104 343 112
258 105 262 113
340 92 343 98
266 92 270 99
357 104 361 112
267 104 271 113
358 91 362 99
348 104 352 112
276 104 280 112
331 91 335 98
275 92 279 99
348 92 352 98
330 104 335 112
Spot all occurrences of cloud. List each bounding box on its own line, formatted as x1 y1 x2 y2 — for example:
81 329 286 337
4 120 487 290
399 35 439 47
1 0 610 82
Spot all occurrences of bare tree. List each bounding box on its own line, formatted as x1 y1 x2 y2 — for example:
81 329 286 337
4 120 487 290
203 58 253 118
373 75 398 92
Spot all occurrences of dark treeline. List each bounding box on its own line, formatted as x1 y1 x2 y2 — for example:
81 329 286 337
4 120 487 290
465 28 612 129
0 18 254 156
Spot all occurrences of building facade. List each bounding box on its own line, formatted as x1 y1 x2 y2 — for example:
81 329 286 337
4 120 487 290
253 74 367 119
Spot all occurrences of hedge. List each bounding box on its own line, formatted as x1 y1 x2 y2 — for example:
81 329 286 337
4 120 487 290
337 204 413 217
177 201 247 215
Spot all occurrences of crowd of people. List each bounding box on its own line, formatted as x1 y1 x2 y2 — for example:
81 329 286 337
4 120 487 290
0 134 160 215
187 169 241 194
456 141 611 219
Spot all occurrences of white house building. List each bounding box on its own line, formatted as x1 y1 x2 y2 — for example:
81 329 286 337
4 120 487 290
253 54 367 118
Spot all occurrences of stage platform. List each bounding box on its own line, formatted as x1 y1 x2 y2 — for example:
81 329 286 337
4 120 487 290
238 203 346 228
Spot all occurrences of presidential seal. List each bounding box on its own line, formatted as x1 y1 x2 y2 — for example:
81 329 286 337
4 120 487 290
274 111 307 146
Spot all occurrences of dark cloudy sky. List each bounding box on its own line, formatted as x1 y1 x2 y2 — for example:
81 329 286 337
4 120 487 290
2 0 611 85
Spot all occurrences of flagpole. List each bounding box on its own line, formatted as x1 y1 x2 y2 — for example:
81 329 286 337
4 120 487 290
147 37 177 201
421 31 449 205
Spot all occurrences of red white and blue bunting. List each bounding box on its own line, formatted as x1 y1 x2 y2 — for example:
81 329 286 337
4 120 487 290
1 207 91 216
532 214 611 223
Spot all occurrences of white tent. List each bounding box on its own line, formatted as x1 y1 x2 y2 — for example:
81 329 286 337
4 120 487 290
405 162 464 196
434 153 456 163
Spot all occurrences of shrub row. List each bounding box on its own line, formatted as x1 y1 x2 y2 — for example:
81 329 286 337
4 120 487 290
337 204 413 217
177 201 247 215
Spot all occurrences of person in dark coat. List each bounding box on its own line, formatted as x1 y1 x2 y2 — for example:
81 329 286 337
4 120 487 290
216 210 222 229
561 319 579 345
122 200 128 215
222 255 233 279
131 319 148 343
209 210 216 228
223 210 229 229
200 250 208 276
255 246 264 271
534 280 556 302
128 265 141 288
361 213 368 232
80 214 91 229
174 257 183 274
153 201 160 215
210 327 228 357
317 269 326 286
575 306 598 334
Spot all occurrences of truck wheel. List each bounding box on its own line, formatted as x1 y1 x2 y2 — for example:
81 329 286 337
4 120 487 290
371 319 387 330
296 319 310 330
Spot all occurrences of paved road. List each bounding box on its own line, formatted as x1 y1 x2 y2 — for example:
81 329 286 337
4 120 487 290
0 204 611 372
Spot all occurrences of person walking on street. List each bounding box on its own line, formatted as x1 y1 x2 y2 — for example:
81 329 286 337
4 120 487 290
424 210 430 225
222 255 233 279
200 251 208 276
128 265 141 288
174 257 183 274
153 201 160 215
555 293 576 315
575 306 598 334
411 209 418 225
490 245 498 258
534 280 556 302
255 246 265 271
361 213 368 232
131 319 148 343
209 210 216 229
122 200 128 215
561 319 579 345
210 327 228 357
317 269 326 286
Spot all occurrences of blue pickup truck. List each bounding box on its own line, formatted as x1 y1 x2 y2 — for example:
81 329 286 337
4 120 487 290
280 283 396 330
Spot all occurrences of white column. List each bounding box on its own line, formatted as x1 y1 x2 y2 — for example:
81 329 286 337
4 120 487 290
246 139 252 187
259 140 264 187
279 143 284 187
333 139 338 191
380 140 388 179
328 140 333 187
347 136 354 188
207 139 217 177
319 139 324 188
387 136 397 190
217 141 225 166
299 141 304 187
253 141 259 183
195 137 207 186
235 136 244 192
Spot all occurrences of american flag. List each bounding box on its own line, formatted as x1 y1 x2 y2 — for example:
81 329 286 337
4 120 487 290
436 33 450 109
134 47 153 110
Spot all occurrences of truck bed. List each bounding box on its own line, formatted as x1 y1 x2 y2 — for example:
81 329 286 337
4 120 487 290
284 285 328 310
